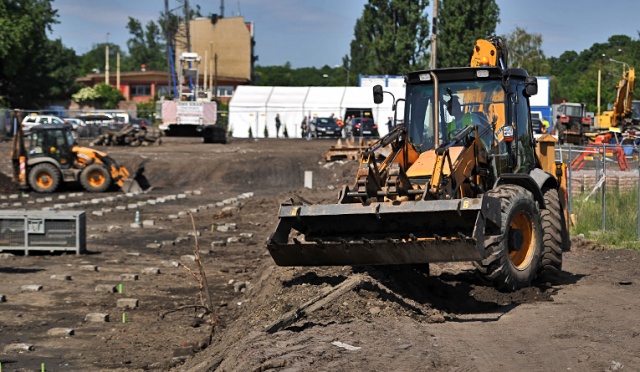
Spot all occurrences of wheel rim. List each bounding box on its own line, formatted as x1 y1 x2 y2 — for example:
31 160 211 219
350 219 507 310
36 172 53 188
88 170 105 187
508 212 535 269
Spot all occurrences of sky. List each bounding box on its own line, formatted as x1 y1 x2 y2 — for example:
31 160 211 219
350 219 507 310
50 0 640 69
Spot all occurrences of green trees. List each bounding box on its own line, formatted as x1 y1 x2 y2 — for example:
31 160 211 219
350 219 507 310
504 27 547 75
0 0 79 107
72 83 124 109
126 17 166 72
437 0 500 68
349 0 431 79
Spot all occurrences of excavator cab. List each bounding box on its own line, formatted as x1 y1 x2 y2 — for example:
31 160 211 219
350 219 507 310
28 125 77 168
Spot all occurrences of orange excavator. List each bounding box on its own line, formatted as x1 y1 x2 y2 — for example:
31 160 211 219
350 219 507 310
267 37 570 292
11 121 149 193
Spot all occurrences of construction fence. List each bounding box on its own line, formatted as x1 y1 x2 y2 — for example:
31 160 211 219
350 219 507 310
559 143 640 245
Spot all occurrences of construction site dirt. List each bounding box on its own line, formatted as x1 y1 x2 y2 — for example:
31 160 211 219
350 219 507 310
0 137 639 371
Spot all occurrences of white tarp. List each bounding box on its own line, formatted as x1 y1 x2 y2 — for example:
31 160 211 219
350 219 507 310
229 86 406 138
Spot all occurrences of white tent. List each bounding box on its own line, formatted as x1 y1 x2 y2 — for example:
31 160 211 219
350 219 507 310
265 87 309 138
228 86 273 138
228 86 406 138
303 87 345 121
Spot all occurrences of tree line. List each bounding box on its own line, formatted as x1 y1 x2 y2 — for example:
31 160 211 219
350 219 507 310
1 0 638 113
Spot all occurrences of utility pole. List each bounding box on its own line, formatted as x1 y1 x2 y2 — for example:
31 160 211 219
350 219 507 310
214 53 218 99
430 1 438 69
220 0 225 17
105 33 110 84
165 0 171 97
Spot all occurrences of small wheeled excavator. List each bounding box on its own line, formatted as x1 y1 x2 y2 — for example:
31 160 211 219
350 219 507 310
268 37 570 291
11 123 149 193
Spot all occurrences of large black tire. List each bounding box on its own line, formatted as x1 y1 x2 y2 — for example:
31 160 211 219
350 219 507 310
80 163 112 192
474 185 543 291
539 188 564 277
28 163 61 193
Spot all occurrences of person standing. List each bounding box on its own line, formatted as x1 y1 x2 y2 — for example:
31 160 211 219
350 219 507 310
300 116 308 139
386 116 393 133
275 113 282 138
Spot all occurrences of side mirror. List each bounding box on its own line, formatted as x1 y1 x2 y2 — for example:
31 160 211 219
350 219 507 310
373 85 384 104
524 76 538 97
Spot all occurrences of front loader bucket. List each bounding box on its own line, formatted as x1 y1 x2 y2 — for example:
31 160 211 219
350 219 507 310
267 196 502 266
120 162 150 193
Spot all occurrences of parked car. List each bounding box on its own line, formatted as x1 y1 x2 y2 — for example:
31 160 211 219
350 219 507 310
312 117 341 138
22 114 65 133
532 117 544 134
349 117 379 137
63 118 86 131
130 118 151 130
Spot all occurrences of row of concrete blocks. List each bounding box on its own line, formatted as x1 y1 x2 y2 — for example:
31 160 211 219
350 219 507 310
0 189 202 209
165 192 254 221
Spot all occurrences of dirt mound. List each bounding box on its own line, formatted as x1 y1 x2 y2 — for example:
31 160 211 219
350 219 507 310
0 171 17 193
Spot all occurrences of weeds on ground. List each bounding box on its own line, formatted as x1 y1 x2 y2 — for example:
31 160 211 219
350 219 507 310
571 189 640 251
160 212 218 342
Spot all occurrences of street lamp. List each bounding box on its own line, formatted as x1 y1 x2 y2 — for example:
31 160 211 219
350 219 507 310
609 58 630 74
334 64 350 86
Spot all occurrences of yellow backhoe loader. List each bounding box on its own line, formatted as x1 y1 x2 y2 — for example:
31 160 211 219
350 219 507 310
12 123 149 193
267 37 570 291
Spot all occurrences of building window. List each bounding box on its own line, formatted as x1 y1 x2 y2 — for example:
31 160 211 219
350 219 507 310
217 86 234 97
131 85 152 97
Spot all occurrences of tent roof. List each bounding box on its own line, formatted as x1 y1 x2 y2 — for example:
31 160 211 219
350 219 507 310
303 87 345 108
229 86 273 108
266 87 310 108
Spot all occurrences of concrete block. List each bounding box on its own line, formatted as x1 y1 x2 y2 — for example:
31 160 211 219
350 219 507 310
126 252 141 257
181 255 196 262
36 198 46 203
47 328 74 336
239 232 254 239
117 298 139 309
91 198 101 204
137 201 146 206
193 190 202 195
127 203 138 209
178 211 187 217
80 200 90 205
189 208 199 213
50 274 72 281
45 197 53 201
125 192 134 197
142 219 155 227
227 237 240 244
146 243 161 249
142 267 160 275
120 274 138 281
4 343 34 353
102 207 113 213
162 240 175 246
21 285 43 292
92 211 104 217
11 202 22 207
69 193 77 197
95 284 117 293
116 205 127 211
130 222 142 228
211 240 226 247
0 253 15 259
79 265 98 272
85 313 109 322
168 214 179 219
147 199 157 205
107 225 122 232
177 193 187 199
58 195 67 200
